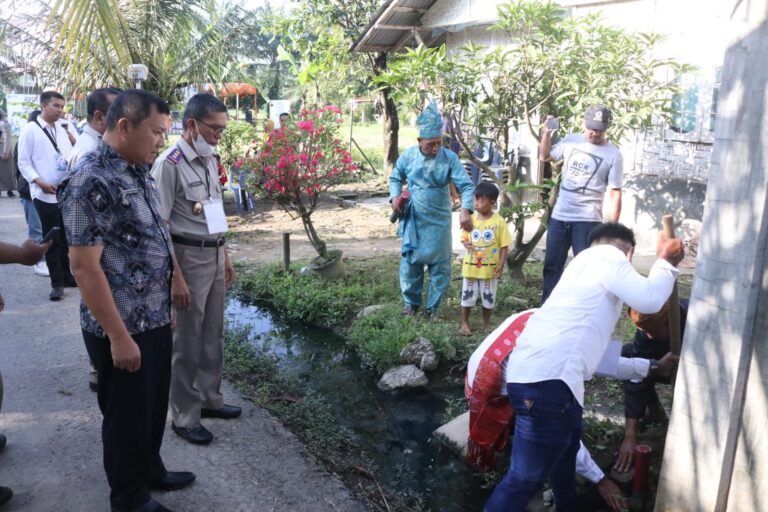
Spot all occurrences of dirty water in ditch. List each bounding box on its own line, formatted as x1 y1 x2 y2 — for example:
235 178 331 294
225 297 492 512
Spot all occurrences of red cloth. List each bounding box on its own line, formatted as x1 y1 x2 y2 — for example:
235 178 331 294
465 311 533 471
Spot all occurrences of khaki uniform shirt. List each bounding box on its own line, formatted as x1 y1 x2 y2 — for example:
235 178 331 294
151 138 224 241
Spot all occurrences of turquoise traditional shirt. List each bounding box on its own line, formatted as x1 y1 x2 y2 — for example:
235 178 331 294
389 145 474 264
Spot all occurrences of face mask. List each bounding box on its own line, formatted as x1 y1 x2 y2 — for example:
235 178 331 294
192 121 215 157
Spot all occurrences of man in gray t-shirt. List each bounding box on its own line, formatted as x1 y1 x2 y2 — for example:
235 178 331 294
539 104 623 303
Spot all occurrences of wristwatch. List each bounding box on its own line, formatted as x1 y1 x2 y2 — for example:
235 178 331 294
648 358 660 375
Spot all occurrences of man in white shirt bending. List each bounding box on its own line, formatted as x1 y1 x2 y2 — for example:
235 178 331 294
467 309 677 512
483 223 684 512
17 91 75 301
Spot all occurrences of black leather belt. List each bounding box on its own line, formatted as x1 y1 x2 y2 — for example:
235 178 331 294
171 234 225 248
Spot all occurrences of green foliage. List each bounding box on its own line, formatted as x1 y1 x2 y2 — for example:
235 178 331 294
217 120 258 169
376 0 694 276
347 304 456 372
8 0 253 102
268 1 378 107
236 257 545 371
237 262 392 327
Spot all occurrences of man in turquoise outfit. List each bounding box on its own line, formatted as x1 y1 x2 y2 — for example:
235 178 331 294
390 102 475 317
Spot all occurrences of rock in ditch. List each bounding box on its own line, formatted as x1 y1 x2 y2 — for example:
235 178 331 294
357 304 386 318
400 336 439 371
377 365 428 392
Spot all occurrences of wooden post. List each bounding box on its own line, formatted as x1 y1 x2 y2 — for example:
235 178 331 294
282 233 290 271
661 214 682 385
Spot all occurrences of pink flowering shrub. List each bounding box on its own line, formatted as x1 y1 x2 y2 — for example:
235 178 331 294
244 106 359 259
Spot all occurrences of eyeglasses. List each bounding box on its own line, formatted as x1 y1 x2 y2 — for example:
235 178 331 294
195 119 227 137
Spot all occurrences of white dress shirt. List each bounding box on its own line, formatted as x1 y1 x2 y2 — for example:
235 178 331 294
17 117 74 203
505 244 677 406
465 315 607 484
68 124 101 169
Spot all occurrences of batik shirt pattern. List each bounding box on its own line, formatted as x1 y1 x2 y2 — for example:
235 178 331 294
58 141 174 337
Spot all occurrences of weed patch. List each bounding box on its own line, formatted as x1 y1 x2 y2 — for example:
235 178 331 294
236 256 544 372
348 304 456 371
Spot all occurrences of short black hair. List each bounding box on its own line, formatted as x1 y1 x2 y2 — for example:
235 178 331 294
182 93 227 125
474 182 500 201
587 222 636 248
87 87 122 121
106 90 170 130
40 91 65 105
279 112 289 118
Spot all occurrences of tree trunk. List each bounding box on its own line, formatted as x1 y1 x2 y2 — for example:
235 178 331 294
373 52 399 172
505 220 548 279
505 176 560 279
300 213 327 259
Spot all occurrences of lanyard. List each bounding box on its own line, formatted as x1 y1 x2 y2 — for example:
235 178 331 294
179 146 212 200
35 120 60 154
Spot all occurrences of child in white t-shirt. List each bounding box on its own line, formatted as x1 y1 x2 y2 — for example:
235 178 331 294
460 182 512 336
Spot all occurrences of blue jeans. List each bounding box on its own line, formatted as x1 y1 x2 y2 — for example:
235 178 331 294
21 198 43 242
485 380 583 512
541 218 600 303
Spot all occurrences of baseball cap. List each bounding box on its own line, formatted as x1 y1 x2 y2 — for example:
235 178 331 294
584 105 612 131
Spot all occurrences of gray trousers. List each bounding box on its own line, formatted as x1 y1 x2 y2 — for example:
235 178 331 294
170 243 225 428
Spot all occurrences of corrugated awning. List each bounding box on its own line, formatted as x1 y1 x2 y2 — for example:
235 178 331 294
352 0 440 53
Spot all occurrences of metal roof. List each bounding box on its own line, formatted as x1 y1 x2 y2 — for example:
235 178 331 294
352 0 440 53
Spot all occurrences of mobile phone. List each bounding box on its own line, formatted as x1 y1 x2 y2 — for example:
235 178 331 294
546 117 560 130
41 227 61 244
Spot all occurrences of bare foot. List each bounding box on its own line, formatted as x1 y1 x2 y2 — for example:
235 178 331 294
460 324 472 336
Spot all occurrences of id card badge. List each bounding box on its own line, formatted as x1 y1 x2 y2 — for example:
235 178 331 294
56 155 69 174
203 199 229 234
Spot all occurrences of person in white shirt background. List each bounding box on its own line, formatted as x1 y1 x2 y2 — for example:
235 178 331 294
484 223 684 512
68 87 122 170
17 91 76 301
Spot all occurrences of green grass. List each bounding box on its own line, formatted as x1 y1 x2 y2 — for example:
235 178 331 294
236 256 544 371
342 120 419 154
347 303 455 372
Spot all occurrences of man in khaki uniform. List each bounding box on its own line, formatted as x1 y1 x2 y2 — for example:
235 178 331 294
151 93 238 445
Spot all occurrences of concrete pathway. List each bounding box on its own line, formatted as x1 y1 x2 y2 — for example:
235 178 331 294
0 197 364 512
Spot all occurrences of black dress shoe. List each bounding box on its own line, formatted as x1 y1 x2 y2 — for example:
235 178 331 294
111 498 172 512
0 486 12 506
149 470 196 491
201 404 242 419
49 287 64 301
171 423 213 445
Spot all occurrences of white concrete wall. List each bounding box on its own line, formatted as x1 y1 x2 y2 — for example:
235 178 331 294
655 1 768 509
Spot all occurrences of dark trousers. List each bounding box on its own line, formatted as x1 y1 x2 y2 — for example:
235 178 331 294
541 218 600 303
485 380 583 512
33 199 73 288
622 332 670 419
83 325 172 511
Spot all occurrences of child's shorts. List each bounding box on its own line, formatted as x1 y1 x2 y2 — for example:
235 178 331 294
460 277 499 309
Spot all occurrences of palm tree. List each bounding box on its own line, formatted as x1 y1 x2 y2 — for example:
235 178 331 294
7 0 254 102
